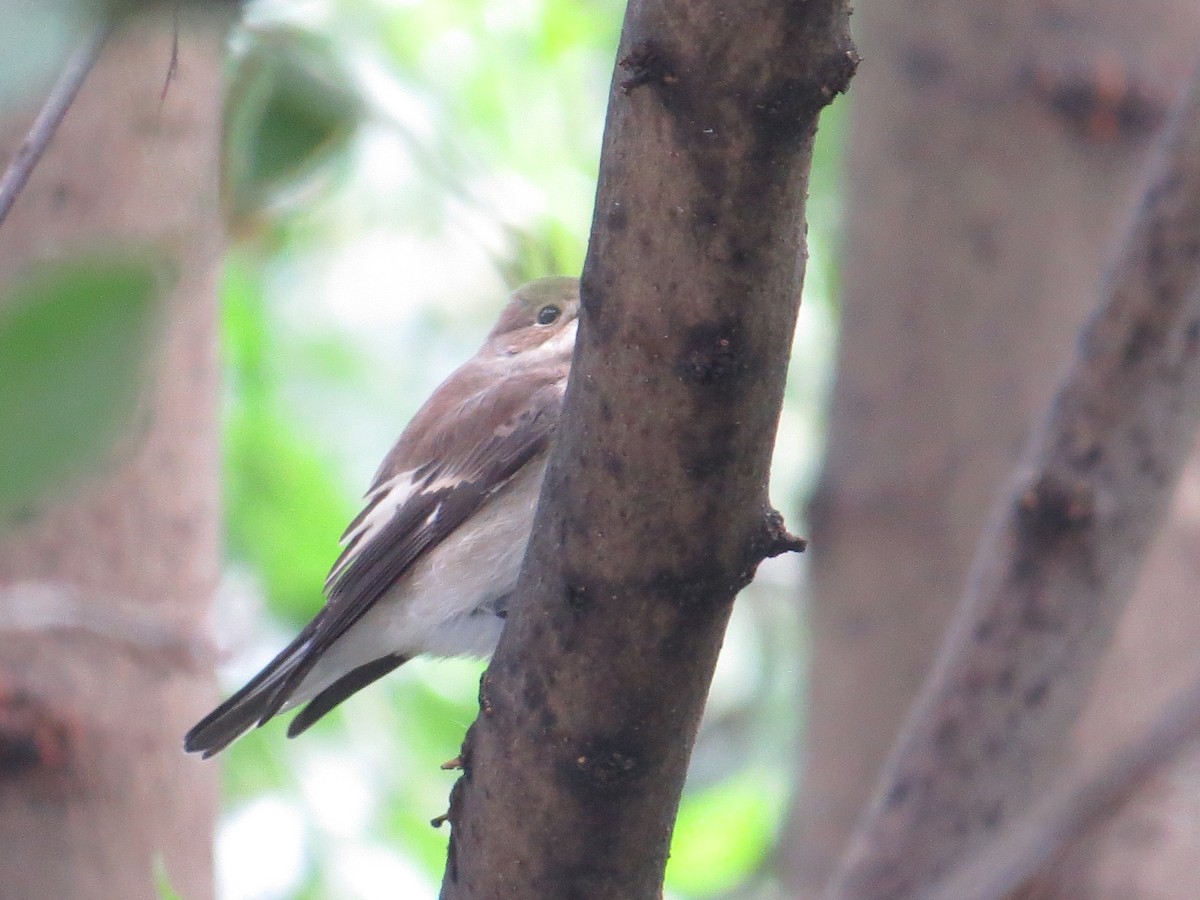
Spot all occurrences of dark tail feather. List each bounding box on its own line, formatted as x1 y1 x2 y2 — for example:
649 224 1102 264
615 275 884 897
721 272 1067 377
184 632 314 758
286 653 409 738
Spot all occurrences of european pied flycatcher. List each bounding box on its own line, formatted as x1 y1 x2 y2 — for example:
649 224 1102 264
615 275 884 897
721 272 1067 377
186 276 580 756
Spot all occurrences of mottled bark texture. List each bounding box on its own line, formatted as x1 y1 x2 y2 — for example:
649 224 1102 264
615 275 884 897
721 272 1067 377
439 2 856 898
925 657 1200 900
778 0 1200 895
0 12 226 900
827 56 1200 900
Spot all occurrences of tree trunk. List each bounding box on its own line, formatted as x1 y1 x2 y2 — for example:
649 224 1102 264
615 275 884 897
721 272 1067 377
0 11 227 899
828 57 1200 897
440 2 855 897
778 0 1200 895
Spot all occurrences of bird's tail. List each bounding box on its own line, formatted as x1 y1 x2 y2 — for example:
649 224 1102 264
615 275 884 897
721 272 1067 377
184 632 313 757
184 635 410 757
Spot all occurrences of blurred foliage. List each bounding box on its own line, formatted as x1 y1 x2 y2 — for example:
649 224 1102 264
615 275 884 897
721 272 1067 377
0 255 165 521
223 255 355 622
223 29 364 236
213 0 844 898
667 768 790 896
153 856 185 900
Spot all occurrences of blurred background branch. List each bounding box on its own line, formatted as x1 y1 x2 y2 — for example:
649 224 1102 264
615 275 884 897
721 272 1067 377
0 21 111 226
829 53 1200 897
924 657 1200 900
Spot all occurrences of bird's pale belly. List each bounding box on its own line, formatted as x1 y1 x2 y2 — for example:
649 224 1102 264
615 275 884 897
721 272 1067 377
292 456 549 704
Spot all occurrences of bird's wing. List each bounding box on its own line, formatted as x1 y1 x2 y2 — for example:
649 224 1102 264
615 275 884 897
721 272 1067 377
183 372 564 756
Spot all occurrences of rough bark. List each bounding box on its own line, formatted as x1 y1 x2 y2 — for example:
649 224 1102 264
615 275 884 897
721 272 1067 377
827 56 1200 899
439 2 856 897
778 1 1200 895
0 12 226 899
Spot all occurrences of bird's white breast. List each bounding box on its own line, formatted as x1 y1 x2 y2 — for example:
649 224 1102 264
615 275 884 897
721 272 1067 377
294 456 549 702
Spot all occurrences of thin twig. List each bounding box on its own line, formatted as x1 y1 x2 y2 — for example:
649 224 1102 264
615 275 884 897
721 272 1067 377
921 661 1200 900
160 5 180 104
0 22 113 229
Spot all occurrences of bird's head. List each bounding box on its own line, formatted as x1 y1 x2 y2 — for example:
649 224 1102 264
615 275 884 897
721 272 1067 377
488 276 581 358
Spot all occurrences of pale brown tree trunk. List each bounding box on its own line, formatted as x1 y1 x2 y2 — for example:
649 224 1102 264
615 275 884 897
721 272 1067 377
0 12 227 899
828 56 1200 897
778 0 1200 895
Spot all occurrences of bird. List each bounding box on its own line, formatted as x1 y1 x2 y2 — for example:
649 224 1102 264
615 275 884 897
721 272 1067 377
185 276 581 757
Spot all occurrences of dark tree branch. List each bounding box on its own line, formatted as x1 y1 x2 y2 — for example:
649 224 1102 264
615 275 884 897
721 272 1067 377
829 59 1200 900
0 22 112 229
922 657 1200 900
440 2 856 897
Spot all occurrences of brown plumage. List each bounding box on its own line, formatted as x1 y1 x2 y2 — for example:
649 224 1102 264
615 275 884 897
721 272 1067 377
185 277 580 756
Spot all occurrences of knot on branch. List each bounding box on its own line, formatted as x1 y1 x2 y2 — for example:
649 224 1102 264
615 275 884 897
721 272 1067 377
732 508 807 594
620 40 678 94
1020 57 1169 143
757 507 808 559
568 737 642 796
1015 472 1096 542
676 315 750 398
758 45 859 127
0 684 73 778
744 42 858 158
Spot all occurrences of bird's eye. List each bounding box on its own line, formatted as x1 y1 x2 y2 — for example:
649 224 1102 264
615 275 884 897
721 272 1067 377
536 304 561 325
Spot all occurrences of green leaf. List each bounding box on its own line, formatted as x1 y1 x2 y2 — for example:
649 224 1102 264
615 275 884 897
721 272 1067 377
151 856 182 900
0 256 164 519
665 769 786 896
223 27 363 234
